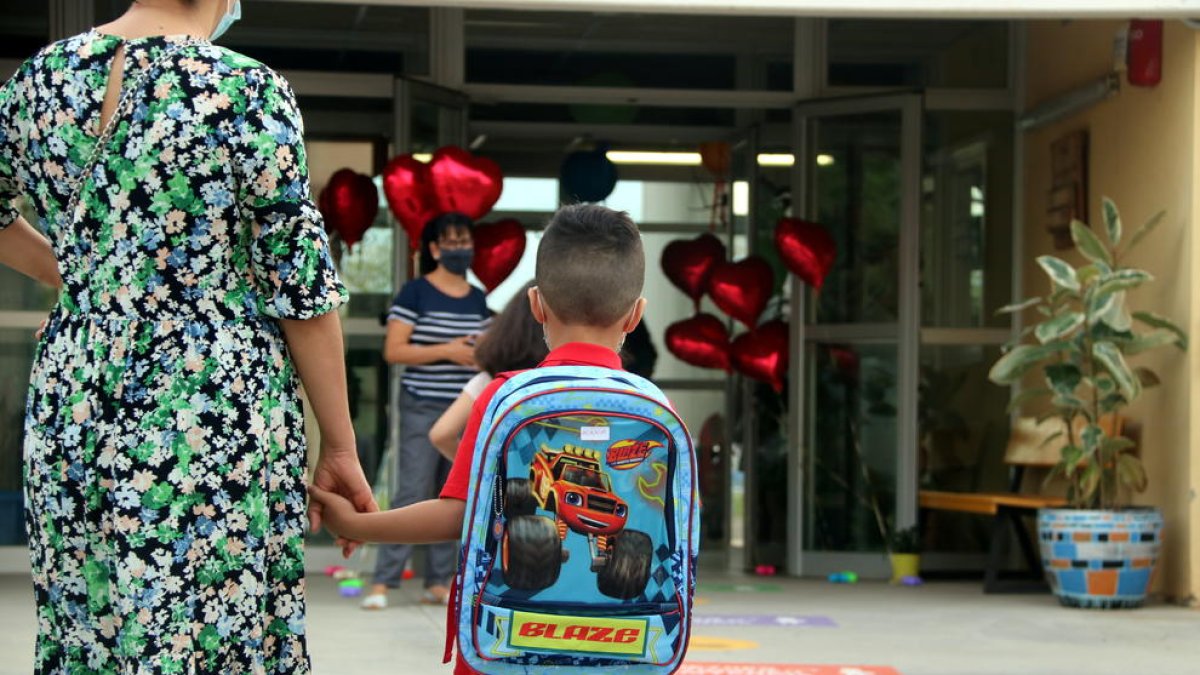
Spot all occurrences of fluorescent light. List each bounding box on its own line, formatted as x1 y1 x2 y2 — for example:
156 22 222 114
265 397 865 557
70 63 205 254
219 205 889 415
757 153 795 167
606 151 702 165
732 181 749 216
817 154 836 166
413 153 432 162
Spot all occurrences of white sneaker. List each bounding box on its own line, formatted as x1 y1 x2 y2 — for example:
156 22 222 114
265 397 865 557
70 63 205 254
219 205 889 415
361 593 388 610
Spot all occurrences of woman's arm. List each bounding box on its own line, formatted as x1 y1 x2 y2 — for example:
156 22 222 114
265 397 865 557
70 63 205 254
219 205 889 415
0 216 61 289
280 312 376 533
429 390 475 459
383 320 475 366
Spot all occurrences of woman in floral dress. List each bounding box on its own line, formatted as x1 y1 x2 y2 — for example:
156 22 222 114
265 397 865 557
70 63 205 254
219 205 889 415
0 1 376 672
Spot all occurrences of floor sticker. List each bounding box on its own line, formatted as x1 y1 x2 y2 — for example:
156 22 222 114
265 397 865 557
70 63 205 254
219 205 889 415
693 615 836 627
688 637 761 651
681 664 901 675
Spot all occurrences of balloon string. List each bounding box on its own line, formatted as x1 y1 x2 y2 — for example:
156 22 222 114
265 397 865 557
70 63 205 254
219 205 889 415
709 180 728 232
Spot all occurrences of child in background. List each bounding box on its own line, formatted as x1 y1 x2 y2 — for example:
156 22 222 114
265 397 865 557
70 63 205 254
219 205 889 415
428 281 547 459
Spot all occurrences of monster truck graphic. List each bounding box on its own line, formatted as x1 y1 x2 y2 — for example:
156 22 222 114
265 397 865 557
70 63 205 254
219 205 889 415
502 444 653 599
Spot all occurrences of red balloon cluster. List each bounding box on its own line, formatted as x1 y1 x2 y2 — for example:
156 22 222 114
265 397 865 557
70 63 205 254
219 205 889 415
660 232 788 389
319 169 379 250
382 146 504 249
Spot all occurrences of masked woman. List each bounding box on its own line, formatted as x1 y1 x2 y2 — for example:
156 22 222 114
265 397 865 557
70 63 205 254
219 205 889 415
0 1 375 671
363 212 489 609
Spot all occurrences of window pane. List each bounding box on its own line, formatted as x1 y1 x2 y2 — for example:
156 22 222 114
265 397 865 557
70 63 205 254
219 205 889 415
919 344 1010 555
922 111 1015 328
827 20 1009 90
804 342 898 553
809 111 902 324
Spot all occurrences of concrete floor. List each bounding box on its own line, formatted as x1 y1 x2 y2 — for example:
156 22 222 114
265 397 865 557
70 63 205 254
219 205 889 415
1 568 1198 674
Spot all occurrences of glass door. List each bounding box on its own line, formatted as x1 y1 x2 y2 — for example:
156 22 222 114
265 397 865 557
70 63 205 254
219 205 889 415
789 94 921 576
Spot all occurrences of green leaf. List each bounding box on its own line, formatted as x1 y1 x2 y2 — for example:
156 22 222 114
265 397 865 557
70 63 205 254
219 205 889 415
1061 445 1085 477
1044 363 1082 394
1132 311 1189 351
1116 453 1148 492
1099 392 1126 413
1087 291 1115 327
1126 329 1182 356
1006 387 1051 414
1101 197 1122 246
1093 341 1141 402
1071 220 1113 267
1126 209 1166 253
1077 264 1102 287
1097 291 1132 332
1100 436 1136 454
1035 311 1085 344
1077 462 1101 505
1051 393 1087 410
1096 269 1153 297
1080 423 1105 453
1037 256 1081 292
996 297 1042 315
989 342 1070 385
1134 367 1161 388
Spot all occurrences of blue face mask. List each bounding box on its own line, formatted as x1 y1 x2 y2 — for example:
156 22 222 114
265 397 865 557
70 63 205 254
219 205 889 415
439 248 474 277
210 0 242 42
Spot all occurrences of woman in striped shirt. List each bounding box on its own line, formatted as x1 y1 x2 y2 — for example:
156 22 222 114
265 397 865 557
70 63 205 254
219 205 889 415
365 212 490 609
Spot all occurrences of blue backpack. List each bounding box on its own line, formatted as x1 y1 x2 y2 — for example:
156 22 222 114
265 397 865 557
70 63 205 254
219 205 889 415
448 366 699 674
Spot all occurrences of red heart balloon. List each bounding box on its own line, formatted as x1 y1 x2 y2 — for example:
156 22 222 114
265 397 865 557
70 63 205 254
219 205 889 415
319 169 379 250
665 313 732 372
662 233 726 309
471 219 527 292
429 146 504 221
731 320 790 392
775 218 836 290
382 155 438 249
706 255 775 329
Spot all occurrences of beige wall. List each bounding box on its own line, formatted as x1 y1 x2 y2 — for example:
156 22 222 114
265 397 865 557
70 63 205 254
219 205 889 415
1023 20 1197 604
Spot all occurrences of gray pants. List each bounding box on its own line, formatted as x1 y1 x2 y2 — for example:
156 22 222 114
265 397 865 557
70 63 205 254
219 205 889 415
372 390 458 588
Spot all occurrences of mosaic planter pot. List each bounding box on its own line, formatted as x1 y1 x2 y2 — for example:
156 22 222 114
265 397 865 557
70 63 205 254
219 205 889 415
1038 508 1162 609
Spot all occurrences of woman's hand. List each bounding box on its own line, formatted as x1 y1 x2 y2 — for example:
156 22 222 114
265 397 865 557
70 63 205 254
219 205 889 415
443 335 476 367
308 446 377 557
307 484 364 544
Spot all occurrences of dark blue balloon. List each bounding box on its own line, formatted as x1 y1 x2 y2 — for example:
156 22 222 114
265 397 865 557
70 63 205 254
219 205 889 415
560 149 618 203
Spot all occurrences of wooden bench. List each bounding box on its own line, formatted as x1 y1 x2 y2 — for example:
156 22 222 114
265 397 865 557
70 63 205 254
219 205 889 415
919 415 1123 593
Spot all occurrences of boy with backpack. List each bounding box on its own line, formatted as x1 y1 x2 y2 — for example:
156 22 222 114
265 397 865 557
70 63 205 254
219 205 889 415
310 204 699 674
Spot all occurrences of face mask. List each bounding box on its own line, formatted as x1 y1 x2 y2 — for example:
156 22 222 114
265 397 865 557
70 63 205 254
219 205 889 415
439 248 474 276
210 0 242 42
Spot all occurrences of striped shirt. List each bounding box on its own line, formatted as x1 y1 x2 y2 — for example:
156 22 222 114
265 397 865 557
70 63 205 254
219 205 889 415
389 277 491 400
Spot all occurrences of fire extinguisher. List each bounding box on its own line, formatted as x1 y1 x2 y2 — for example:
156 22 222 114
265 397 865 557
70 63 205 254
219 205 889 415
1127 19 1163 87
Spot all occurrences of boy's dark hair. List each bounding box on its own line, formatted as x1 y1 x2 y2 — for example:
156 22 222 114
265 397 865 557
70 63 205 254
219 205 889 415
535 205 644 326
419 212 474 275
475 281 548 376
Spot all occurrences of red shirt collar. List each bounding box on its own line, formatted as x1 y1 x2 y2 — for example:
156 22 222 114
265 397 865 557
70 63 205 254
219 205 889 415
540 342 624 370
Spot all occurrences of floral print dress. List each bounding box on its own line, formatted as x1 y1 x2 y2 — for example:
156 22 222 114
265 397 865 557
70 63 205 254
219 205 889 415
0 31 347 674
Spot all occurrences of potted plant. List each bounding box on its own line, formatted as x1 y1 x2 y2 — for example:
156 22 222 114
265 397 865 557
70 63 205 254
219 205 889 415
988 198 1187 608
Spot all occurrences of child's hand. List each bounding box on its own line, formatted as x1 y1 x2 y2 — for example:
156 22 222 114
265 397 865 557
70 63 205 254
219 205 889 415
308 484 364 548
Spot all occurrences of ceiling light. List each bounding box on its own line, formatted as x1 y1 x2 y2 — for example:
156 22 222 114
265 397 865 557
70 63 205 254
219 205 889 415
606 151 702 165
817 154 836 166
757 153 795 167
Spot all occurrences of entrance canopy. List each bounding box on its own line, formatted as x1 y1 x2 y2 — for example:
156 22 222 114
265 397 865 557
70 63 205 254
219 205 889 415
262 0 1200 19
